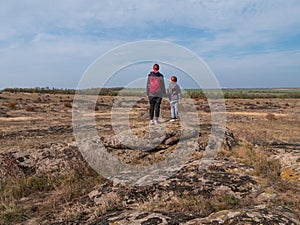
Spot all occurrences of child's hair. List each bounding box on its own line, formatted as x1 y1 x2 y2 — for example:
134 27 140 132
170 76 177 82
153 63 159 71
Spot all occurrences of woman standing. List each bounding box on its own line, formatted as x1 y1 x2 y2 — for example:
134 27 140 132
146 63 166 124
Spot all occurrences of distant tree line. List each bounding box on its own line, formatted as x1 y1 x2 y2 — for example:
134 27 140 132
76 87 124 96
2 87 76 94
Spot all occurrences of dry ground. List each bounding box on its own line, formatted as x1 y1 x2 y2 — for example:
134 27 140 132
0 91 300 224
1 92 299 146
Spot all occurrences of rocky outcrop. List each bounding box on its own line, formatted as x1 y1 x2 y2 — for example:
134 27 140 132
1 123 299 225
101 123 201 152
0 142 84 180
185 206 299 224
88 206 299 225
267 142 300 183
88 159 259 212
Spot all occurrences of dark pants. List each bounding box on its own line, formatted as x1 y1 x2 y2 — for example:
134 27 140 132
149 96 162 120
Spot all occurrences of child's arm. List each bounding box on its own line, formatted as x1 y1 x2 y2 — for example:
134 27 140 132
166 84 171 98
178 85 182 100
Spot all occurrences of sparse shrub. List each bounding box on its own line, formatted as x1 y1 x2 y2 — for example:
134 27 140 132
0 153 23 178
10 176 51 199
145 191 238 216
35 97 42 103
0 159 103 224
117 101 122 107
25 106 35 112
242 101 250 105
211 192 239 211
97 192 123 215
7 101 17 109
203 105 211 113
252 151 281 180
64 102 72 108
230 143 281 181
265 113 276 120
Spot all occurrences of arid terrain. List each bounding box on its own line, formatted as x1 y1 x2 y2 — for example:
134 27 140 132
0 91 299 224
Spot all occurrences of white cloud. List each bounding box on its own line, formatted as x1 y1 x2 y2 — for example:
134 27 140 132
0 0 299 88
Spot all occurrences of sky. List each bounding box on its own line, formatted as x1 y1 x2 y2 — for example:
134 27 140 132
0 0 300 89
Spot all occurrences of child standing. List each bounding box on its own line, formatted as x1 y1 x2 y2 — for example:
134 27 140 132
167 76 181 122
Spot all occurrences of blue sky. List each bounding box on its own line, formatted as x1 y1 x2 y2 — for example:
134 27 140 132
0 0 300 89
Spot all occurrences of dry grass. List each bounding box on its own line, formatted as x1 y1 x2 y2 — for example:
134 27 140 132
143 191 239 217
0 163 103 224
221 142 281 181
95 192 124 216
7 101 17 109
265 112 276 120
64 102 72 108
218 142 300 216
226 98 300 143
25 105 35 112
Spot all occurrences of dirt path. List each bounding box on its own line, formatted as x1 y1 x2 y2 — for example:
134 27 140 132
226 111 287 117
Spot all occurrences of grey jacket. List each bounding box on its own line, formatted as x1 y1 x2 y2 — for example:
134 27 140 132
167 82 181 102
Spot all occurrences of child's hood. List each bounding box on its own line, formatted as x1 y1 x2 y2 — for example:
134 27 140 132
169 81 178 89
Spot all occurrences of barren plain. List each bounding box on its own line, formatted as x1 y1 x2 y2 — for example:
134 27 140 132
0 91 299 224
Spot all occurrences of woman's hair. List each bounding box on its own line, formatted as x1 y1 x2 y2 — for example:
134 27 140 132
171 76 177 82
153 63 159 71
